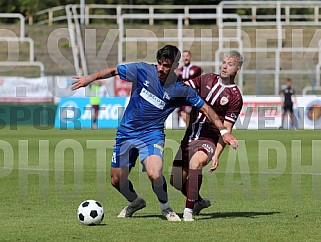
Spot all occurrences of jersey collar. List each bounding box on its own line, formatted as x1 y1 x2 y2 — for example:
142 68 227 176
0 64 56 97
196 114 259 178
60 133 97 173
218 76 237 88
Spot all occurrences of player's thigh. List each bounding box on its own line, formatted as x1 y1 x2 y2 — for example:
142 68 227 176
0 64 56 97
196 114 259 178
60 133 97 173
111 139 139 169
189 151 209 169
188 139 216 169
143 155 163 180
138 134 165 180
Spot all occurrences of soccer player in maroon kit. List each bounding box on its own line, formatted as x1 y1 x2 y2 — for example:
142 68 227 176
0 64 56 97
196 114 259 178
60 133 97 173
170 50 244 221
175 50 203 126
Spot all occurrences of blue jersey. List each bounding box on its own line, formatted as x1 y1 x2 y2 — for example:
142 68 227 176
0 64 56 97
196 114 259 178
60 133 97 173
116 62 204 138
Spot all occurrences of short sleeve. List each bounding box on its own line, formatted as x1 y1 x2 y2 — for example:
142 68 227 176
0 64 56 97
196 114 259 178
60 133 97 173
117 63 138 82
176 83 204 109
225 95 243 123
189 92 204 109
187 75 202 89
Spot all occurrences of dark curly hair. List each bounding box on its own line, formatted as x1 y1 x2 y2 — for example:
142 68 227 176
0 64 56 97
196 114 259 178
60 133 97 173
156 45 181 63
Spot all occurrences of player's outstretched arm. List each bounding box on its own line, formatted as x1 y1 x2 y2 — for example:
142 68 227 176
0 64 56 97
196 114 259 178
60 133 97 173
71 67 118 90
199 103 238 149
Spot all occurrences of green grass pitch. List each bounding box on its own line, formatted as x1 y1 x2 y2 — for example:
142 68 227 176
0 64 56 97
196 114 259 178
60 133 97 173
0 126 321 241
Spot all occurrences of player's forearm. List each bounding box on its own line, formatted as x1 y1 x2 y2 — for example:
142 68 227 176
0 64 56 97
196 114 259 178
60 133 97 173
71 67 118 90
200 103 225 131
92 67 118 81
214 122 233 158
214 137 226 159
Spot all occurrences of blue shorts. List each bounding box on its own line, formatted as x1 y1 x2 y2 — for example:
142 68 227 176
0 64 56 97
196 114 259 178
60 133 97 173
111 134 165 169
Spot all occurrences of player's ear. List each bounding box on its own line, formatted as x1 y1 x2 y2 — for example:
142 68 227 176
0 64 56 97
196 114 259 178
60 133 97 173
236 66 241 74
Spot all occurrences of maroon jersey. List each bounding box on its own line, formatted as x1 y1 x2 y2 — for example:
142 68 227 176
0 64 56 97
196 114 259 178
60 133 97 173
176 64 203 81
183 73 243 143
176 64 203 115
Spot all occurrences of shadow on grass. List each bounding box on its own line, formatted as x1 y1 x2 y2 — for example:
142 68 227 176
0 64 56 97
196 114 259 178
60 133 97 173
87 223 108 226
197 211 280 220
131 214 166 220
111 211 280 221
128 213 184 221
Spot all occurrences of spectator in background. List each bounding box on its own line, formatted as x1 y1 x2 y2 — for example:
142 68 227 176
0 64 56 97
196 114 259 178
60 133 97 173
90 80 108 129
279 78 297 129
175 50 203 127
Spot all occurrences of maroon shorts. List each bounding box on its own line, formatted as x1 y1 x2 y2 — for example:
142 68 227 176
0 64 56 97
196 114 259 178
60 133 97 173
92 105 99 112
172 139 217 171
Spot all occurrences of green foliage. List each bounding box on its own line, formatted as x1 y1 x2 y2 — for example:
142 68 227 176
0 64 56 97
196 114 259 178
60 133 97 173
18 0 45 17
0 2 19 13
0 0 318 24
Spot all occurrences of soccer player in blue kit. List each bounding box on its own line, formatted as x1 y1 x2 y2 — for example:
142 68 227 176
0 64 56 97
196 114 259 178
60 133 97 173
71 45 238 221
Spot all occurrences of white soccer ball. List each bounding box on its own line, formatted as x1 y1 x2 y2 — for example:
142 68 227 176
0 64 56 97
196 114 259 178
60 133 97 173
77 200 104 225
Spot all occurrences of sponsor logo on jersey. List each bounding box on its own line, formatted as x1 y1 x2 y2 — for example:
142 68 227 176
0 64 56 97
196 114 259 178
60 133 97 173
202 143 214 154
220 96 229 106
154 144 164 155
163 91 170 100
143 80 150 87
230 113 238 119
140 88 166 109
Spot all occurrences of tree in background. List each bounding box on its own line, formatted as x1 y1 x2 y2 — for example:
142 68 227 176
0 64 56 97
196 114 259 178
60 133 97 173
0 0 316 23
0 2 20 23
18 0 46 24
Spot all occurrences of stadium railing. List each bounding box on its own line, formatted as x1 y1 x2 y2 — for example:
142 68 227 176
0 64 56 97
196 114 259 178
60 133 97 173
0 13 25 37
65 5 87 76
32 4 219 26
118 13 245 91
218 1 321 25
19 2 321 93
31 2 321 27
0 13 45 77
33 6 67 26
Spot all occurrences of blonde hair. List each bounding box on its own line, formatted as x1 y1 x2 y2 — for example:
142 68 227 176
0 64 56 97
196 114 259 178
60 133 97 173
224 50 244 66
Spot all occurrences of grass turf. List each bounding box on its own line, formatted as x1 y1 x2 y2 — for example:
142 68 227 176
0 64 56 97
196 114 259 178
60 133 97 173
0 126 320 241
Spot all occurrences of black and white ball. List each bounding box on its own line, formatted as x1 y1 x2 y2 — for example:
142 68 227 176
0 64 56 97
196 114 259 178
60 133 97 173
77 200 104 225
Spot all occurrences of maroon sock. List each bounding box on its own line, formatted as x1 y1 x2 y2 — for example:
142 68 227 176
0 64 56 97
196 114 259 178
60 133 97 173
185 169 201 209
197 173 203 202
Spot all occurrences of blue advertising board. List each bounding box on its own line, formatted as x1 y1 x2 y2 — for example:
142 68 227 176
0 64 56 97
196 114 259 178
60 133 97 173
54 97 128 129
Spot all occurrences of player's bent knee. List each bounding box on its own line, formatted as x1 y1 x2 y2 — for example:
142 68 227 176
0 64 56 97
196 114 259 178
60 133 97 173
147 172 162 182
198 159 208 168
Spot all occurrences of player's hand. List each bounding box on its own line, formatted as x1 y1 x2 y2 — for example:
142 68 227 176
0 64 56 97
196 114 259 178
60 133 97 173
71 76 91 90
222 133 238 149
209 156 219 173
